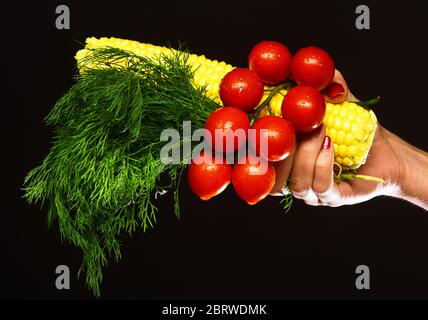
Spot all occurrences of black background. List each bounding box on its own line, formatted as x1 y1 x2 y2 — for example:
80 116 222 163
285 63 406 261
3 0 428 299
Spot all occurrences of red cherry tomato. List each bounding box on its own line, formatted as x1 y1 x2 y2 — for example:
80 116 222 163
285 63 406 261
248 41 292 85
291 46 335 91
232 154 276 205
281 85 326 133
249 115 295 162
219 68 264 112
204 107 250 153
187 151 232 201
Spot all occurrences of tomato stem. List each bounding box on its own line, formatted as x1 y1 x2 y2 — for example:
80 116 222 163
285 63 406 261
254 81 293 117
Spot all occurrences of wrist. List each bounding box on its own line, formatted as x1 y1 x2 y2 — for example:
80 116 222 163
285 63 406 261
384 127 428 208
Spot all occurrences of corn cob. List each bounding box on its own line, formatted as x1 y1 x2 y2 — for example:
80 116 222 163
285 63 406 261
75 37 377 170
75 37 234 102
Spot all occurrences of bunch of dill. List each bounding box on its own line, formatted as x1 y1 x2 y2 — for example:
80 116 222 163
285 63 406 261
23 47 218 296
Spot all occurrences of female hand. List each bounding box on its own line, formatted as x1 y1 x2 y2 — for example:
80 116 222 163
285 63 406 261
271 70 428 209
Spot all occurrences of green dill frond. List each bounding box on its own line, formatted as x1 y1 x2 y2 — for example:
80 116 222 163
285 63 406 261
280 186 293 213
23 47 219 296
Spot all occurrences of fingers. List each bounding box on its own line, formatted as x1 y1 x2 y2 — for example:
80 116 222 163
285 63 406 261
269 69 361 204
289 127 345 206
270 148 295 195
292 188 320 206
314 184 343 207
289 125 326 203
312 135 343 206
312 136 334 194
324 69 357 103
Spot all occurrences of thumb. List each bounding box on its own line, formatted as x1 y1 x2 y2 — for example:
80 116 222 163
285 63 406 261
324 69 357 103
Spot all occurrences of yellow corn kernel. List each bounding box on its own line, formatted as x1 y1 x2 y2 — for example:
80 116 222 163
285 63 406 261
324 101 377 169
75 37 377 169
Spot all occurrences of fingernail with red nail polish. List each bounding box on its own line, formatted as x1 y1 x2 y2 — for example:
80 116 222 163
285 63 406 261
322 136 331 150
326 83 345 99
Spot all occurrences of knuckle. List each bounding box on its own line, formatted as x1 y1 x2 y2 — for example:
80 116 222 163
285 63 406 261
312 182 330 194
298 162 314 174
290 178 310 194
291 161 314 181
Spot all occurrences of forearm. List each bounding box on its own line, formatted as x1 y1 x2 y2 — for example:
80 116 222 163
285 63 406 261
387 129 428 210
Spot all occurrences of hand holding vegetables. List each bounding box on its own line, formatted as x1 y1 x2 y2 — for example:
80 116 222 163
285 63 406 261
185 40 382 205
272 70 428 209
